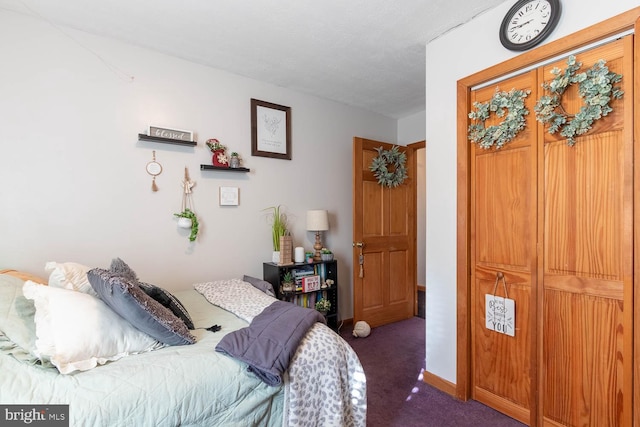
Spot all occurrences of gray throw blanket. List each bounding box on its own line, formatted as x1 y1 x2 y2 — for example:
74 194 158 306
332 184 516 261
215 300 327 386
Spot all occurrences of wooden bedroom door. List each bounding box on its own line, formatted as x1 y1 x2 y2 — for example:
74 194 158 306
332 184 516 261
470 70 538 425
352 137 416 328
469 36 634 426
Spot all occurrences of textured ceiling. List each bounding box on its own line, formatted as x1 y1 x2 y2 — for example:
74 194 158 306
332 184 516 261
2 0 507 118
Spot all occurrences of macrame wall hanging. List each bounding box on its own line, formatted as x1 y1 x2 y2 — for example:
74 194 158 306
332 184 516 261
145 150 162 192
369 145 408 188
467 88 530 150
173 167 199 242
534 54 623 146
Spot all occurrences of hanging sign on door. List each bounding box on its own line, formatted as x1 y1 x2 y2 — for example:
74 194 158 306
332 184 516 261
485 294 515 337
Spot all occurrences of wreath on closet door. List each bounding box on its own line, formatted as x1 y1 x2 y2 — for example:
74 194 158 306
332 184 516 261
467 88 531 150
534 55 623 146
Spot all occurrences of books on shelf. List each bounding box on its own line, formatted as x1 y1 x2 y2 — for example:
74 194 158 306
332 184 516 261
292 264 327 279
292 265 320 291
288 291 330 310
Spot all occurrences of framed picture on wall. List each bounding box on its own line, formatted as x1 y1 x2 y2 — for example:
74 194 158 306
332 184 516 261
219 186 239 206
251 98 291 160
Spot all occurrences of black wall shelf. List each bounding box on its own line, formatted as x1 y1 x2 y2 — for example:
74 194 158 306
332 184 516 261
200 165 250 172
138 133 197 146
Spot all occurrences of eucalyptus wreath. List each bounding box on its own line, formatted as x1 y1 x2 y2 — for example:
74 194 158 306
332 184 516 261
534 55 623 146
467 88 530 150
369 145 408 188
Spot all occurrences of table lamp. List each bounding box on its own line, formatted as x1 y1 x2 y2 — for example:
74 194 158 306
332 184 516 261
306 210 329 261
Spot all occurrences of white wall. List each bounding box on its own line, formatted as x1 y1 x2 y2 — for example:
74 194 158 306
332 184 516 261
424 0 640 384
0 10 398 321
398 111 426 288
397 110 425 146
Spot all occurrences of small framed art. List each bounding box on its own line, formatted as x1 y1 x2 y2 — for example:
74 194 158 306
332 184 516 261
219 186 239 206
251 98 291 160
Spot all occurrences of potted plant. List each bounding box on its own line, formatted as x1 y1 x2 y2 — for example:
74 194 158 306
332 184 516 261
321 248 334 261
173 208 199 242
206 138 228 167
281 271 295 293
263 205 288 262
229 152 241 168
315 298 331 315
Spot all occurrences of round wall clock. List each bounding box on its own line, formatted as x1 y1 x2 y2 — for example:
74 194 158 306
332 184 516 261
499 0 561 51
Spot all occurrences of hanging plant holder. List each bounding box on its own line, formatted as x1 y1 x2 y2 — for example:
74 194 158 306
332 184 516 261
177 216 192 229
467 88 530 150
173 167 199 242
369 145 408 188
534 55 623 146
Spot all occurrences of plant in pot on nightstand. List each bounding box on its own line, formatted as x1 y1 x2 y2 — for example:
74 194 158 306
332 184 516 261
263 205 288 263
320 248 334 261
315 298 331 316
281 271 295 293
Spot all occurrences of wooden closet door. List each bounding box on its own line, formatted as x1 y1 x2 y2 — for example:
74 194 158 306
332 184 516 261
540 37 633 427
470 71 538 425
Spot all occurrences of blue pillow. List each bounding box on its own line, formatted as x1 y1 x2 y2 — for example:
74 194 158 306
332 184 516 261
87 268 195 346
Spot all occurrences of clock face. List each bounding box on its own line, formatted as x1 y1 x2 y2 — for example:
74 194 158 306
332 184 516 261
500 0 561 51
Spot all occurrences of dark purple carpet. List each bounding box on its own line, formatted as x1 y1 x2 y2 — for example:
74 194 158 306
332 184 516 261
339 317 527 427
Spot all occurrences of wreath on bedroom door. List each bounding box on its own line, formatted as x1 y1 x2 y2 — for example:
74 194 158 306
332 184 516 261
369 145 408 188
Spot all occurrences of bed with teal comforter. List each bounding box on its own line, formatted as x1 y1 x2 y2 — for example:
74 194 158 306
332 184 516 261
0 272 366 427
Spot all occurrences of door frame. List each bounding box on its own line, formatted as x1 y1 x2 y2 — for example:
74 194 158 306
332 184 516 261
455 7 640 421
407 140 425 316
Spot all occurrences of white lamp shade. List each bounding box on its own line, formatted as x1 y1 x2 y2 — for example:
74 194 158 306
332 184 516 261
306 210 329 231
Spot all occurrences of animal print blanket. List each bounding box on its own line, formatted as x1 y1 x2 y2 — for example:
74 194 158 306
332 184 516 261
194 279 367 427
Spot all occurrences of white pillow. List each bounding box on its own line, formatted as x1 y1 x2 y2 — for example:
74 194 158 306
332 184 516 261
45 261 97 296
22 280 163 374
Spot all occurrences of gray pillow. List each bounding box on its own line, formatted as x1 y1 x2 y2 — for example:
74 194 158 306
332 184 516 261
109 257 138 282
138 282 195 330
87 268 195 346
109 258 194 330
243 275 276 297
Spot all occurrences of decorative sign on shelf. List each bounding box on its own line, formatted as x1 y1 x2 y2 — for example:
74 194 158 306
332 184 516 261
148 125 193 142
302 275 321 292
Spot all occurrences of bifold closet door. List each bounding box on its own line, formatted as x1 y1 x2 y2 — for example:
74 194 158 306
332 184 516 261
470 35 634 426
470 70 538 425
540 37 633 427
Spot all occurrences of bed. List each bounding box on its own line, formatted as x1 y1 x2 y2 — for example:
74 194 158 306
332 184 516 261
0 263 366 427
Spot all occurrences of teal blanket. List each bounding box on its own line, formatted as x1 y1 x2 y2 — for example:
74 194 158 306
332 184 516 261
0 283 283 427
